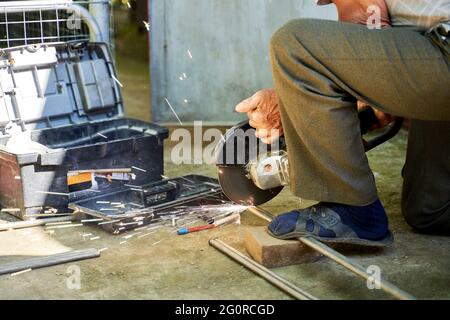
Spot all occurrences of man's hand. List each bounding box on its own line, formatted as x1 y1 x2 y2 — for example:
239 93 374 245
235 88 283 144
357 101 397 130
331 0 391 27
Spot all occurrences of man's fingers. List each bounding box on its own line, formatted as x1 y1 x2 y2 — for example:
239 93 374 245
255 128 281 138
235 92 262 113
255 128 283 145
260 134 281 145
249 120 265 129
235 98 254 113
248 110 267 124
357 100 370 110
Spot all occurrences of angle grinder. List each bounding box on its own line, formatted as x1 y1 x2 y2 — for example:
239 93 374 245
216 107 403 206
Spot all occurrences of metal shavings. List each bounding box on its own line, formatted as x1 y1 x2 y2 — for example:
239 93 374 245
111 74 124 88
46 224 83 230
131 166 147 172
46 221 72 226
81 219 104 223
1 208 20 212
143 20 150 31
118 221 141 227
35 191 69 197
98 220 121 226
97 132 108 139
137 232 155 239
11 268 32 277
164 98 183 125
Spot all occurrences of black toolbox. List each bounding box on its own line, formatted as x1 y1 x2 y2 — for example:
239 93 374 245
0 42 225 224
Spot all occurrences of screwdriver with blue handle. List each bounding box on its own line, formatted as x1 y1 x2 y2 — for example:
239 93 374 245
177 214 240 235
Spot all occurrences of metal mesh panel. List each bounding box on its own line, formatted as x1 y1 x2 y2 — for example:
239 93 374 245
0 5 90 48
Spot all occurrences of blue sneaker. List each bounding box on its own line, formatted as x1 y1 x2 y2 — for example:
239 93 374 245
268 200 393 247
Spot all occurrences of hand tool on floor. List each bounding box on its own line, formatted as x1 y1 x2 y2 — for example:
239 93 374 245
216 108 404 206
177 213 240 235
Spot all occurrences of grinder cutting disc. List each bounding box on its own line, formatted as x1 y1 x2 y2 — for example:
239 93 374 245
216 121 284 206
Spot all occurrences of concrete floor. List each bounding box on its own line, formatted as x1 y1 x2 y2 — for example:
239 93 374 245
0 129 449 300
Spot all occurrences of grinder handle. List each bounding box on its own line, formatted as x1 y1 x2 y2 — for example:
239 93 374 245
358 107 404 152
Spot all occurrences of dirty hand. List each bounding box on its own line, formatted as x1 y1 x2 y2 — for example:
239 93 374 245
235 89 284 144
331 0 391 27
357 101 397 130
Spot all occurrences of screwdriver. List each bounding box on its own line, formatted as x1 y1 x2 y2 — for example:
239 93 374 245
177 214 240 235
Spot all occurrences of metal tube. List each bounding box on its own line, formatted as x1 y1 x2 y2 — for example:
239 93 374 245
299 237 416 300
247 206 416 300
209 238 318 300
0 248 100 276
0 216 74 232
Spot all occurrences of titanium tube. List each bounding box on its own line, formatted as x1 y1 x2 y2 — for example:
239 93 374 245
209 238 318 300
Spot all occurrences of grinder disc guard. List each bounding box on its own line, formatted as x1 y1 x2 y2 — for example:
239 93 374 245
216 121 284 206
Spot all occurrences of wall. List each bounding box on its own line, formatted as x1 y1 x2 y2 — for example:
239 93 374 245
149 0 337 124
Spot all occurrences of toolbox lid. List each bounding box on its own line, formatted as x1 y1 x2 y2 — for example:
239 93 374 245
0 42 124 134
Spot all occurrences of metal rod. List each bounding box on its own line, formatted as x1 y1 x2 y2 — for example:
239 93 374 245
0 216 74 232
247 206 416 300
299 237 416 300
0 248 100 276
209 238 318 301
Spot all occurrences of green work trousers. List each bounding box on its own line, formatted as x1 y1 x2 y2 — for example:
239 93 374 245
269 19 450 234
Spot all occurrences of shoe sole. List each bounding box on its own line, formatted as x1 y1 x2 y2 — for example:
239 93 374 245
267 230 394 248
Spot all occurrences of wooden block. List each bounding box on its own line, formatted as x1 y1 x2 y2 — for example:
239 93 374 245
245 227 321 268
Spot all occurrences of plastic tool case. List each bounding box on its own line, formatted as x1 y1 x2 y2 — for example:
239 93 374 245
0 42 224 223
